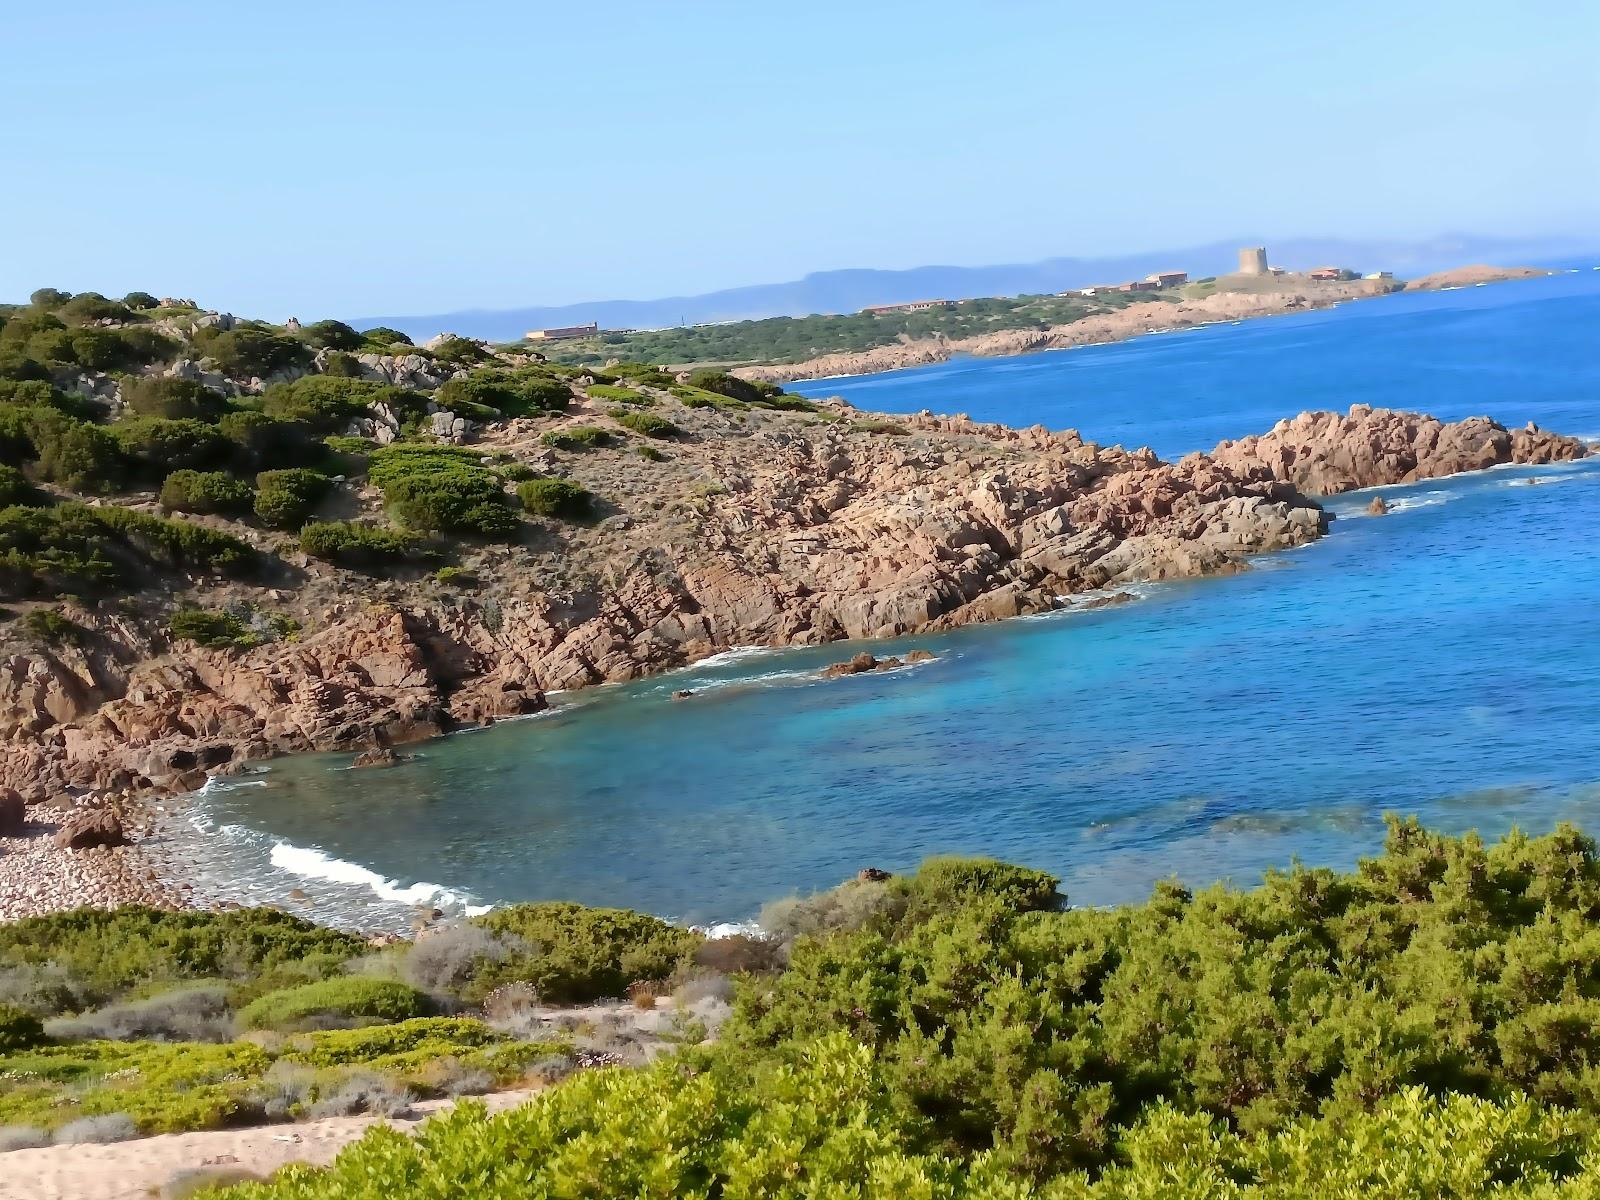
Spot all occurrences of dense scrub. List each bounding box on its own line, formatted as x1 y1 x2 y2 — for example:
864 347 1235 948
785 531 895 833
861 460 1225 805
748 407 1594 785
182 823 1600 1197
366 444 520 538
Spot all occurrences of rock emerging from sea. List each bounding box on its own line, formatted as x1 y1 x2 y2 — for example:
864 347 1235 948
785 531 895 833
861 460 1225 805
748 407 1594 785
1210 405 1588 497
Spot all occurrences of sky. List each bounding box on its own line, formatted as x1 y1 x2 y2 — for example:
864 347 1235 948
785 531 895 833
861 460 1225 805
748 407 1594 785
2 1 1595 319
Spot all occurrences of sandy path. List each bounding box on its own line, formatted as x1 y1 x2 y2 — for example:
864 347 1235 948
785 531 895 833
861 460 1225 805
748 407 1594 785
0 1088 540 1200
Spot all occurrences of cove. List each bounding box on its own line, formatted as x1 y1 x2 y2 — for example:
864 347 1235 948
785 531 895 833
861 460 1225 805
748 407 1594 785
168 268 1600 929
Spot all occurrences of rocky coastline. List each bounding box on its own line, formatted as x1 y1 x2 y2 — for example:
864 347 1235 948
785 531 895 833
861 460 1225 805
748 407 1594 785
1 403 1588 921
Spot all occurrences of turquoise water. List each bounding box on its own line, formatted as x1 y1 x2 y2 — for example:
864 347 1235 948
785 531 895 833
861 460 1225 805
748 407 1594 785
177 269 1600 929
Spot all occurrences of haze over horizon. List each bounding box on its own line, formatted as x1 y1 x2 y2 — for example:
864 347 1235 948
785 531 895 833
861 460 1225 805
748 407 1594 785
3 0 1595 319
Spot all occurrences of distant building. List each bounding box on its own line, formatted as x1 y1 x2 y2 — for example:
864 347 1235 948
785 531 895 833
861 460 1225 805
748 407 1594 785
1115 280 1150 293
1073 285 1119 297
1307 267 1343 282
859 299 954 315
1239 246 1269 275
1364 271 1394 281
1268 265 1287 276
525 322 599 341
1144 271 1189 289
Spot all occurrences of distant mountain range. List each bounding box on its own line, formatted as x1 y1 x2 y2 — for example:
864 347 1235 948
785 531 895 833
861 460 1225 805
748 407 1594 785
352 234 1596 342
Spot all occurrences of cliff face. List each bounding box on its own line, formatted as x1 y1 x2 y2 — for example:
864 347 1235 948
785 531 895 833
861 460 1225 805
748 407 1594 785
4 403 1584 806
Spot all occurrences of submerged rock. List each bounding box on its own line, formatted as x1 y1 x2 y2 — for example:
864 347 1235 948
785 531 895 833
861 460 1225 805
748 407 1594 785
1367 496 1390 515
351 747 401 769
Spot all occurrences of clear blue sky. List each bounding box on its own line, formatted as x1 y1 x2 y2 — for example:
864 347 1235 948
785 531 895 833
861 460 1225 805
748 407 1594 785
3 0 1595 318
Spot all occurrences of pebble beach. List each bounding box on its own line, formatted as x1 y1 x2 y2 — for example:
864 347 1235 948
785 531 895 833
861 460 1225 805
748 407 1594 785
0 808 192 922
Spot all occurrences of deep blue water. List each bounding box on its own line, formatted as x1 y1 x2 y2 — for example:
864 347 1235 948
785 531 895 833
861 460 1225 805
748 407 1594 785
172 268 1600 929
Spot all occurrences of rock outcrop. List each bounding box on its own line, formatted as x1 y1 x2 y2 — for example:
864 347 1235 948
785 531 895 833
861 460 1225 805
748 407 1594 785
1406 265 1549 291
1209 406 1589 496
53 808 128 850
3 403 1577 808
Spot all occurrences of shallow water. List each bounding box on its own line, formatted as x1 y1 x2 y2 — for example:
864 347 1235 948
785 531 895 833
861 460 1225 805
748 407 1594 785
171 268 1600 929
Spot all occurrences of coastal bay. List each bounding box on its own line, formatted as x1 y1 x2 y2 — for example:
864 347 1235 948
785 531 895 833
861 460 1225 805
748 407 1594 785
140 268 1600 930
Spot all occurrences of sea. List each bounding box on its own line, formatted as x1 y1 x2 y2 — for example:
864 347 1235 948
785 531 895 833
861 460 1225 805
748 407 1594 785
163 267 1600 931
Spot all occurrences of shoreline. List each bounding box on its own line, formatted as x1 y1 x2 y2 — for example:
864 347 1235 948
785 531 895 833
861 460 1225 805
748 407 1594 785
36 450 1597 933
4 401 1588 924
738 266 1554 386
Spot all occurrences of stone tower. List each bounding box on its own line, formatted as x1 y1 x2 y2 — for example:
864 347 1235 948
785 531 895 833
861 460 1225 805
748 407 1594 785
1239 246 1269 275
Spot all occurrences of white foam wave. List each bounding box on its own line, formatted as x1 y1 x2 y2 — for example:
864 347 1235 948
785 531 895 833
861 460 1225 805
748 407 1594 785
690 644 780 670
696 919 762 939
268 841 492 916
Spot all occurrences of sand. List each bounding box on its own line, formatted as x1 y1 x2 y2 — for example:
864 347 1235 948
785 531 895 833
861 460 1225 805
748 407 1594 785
0 1088 541 1200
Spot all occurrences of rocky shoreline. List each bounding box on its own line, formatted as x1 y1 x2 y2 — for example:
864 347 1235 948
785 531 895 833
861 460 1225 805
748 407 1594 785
2 404 1588 922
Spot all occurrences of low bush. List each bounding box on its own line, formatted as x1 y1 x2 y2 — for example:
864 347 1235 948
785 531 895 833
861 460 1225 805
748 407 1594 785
306 1070 415 1120
253 468 331 530
46 986 234 1044
468 902 700 1005
359 327 413 351
516 477 593 520
218 411 315 471
298 521 422 568
0 1002 47 1052
540 425 610 450
260 377 410 433
684 367 764 404
586 383 653 406
169 608 258 650
612 410 679 438
853 418 909 435
0 503 257 597
605 362 676 388
52 1112 138 1145
298 320 361 352
238 978 432 1032
0 908 364 1013
192 324 312 378
20 607 81 644
0 464 30 507
159 469 253 515
635 444 666 461
366 445 519 538
0 1125 49 1151
113 415 229 474
121 376 229 421
24 409 126 492
435 369 569 418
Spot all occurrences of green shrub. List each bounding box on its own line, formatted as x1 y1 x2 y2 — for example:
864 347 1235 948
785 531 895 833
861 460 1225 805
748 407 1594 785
428 336 488 365
853 418 908 435
516 478 593 520
366 445 519 539
298 320 361 351
540 425 610 450
121 376 228 421
0 908 364 1013
68 327 135 370
750 393 818 412
586 383 653 406
20 607 81 644
359 327 413 350
685 368 765 404
613 410 679 438
192 324 312 378
298 521 421 568
26 410 126 492
159 470 253 515
0 464 29 506
635 444 666 461
123 291 159 310
57 294 132 325
320 350 364 377
253 469 331 529
218 411 314 470
196 1046 1600 1200
605 362 676 388
0 503 257 597
467 902 700 1004
260 377 414 433
168 608 258 650
0 1004 48 1053
28 288 71 309
435 370 568 419
238 978 432 1032
112 416 228 473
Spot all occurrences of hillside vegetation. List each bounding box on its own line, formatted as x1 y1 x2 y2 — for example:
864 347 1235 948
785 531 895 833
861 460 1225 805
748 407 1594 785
525 289 1177 367
6 822 1600 1193
0 285 812 636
